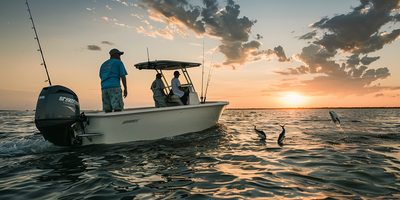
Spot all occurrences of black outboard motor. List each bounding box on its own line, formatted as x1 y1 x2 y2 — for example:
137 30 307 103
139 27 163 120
35 85 80 146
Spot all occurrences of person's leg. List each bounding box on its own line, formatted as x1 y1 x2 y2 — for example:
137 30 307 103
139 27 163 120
110 87 124 111
180 93 188 105
156 96 167 107
154 97 160 108
102 89 112 112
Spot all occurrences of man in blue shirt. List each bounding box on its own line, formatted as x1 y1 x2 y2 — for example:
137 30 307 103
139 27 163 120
99 48 128 112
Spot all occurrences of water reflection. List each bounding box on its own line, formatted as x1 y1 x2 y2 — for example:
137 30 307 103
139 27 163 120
1 109 400 199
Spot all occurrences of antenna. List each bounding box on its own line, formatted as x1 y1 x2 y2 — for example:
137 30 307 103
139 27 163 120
26 0 52 86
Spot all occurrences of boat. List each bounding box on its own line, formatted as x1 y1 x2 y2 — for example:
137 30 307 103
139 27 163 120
34 60 229 146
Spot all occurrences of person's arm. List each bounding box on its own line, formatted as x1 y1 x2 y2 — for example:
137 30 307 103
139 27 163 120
176 79 186 92
121 75 127 98
161 89 166 96
159 80 166 96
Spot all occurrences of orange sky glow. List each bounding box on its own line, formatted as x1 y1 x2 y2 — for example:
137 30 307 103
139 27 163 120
1 0 400 110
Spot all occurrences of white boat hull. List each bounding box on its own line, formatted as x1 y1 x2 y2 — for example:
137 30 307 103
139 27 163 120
79 101 228 145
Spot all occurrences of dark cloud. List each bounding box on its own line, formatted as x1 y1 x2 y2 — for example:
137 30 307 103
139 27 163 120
139 0 205 36
87 45 101 51
345 54 380 69
274 46 290 62
101 41 115 45
270 44 393 97
254 34 263 40
250 45 290 63
360 55 380 65
375 93 384 97
394 13 400 21
138 0 287 67
309 0 400 53
272 0 400 97
298 29 317 40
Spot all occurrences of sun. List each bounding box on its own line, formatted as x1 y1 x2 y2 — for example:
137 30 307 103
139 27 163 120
283 92 305 107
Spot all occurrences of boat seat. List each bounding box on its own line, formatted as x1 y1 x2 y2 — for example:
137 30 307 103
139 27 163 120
166 95 184 106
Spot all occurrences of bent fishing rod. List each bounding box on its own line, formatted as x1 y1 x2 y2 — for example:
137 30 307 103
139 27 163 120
26 0 52 86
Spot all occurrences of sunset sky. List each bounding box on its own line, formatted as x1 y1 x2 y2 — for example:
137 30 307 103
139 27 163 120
1 0 400 110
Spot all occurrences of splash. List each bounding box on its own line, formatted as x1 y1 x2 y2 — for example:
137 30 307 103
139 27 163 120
0 136 58 157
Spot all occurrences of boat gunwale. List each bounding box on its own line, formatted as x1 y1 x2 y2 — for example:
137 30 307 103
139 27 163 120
84 101 229 117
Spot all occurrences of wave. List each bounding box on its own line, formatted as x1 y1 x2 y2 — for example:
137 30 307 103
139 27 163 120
0 136 60 157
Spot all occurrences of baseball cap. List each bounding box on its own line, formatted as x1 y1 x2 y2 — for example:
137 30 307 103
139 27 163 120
109 48 124 56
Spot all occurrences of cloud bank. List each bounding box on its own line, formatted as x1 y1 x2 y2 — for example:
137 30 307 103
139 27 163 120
137 0 289 68
272 0 400 97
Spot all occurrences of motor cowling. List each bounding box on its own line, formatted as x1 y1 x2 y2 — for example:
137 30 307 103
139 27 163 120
35 85 80 146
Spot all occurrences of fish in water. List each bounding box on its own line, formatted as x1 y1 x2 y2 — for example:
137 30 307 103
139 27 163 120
254 126 266 140
329 111 340 125
277 124 285 145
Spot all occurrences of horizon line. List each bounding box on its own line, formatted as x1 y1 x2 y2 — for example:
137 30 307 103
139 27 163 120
226 106 400 110
1 106 400 111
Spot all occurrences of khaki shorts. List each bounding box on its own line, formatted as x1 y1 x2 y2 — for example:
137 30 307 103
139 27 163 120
102 87 124 111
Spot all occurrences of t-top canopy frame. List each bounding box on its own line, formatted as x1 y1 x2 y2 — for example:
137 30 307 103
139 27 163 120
134 60 201 95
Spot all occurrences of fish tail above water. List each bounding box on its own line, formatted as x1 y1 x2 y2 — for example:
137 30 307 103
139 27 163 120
277 124 285 145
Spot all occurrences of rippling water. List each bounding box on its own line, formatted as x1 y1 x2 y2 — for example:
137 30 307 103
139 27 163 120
1 108 400 199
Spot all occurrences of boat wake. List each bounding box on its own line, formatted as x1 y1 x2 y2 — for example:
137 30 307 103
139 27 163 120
0 136 59 157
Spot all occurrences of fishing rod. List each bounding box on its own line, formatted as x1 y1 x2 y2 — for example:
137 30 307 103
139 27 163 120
200 37 205 103
26 0 52 86
203 53 214 103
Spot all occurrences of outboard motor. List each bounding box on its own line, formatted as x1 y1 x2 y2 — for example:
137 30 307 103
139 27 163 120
35 85 81 146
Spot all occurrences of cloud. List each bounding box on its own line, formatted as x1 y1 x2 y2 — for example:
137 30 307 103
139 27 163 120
270 44 395 97
190 43 202 46
135 25 156 38
101 41 115 46
131 14 143 19
269 1 400 98
138 0 288 68
134 4 147 10
155 29 173 40
87 45 101 51
308 0 400 53
254 34 263 40
102 16 109 21
298 29 317 40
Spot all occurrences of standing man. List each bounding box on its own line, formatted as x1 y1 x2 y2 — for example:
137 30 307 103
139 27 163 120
99 48 128 112
171 71 188 105
150 73 167 108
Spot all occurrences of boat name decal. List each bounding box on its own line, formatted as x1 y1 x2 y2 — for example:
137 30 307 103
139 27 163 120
122 119 140 124
59 96 79 106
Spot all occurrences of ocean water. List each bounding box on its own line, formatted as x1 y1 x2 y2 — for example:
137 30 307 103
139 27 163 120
1 108 400 199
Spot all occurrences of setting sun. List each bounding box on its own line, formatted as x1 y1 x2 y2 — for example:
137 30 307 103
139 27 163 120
283 92 305 107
